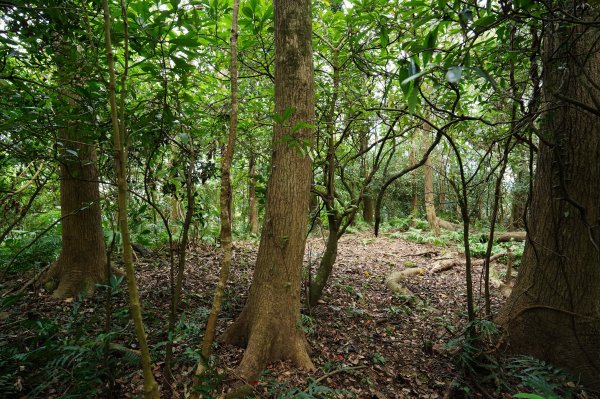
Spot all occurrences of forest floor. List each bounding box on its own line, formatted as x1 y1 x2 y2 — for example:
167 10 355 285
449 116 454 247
1 230 593 398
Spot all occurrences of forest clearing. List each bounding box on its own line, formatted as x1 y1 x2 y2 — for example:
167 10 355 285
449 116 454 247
2 0 600 397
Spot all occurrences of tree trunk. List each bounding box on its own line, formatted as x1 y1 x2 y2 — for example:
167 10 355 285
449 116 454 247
510 168 527 229
308 215 339 308
49 42 107 299
52 122 107 298
438 155 446 213
362 195 374 225
248 152 259 235
219 0 315 381
102 3 159 396
198 0 240 375
497 4 600 389
361 136 374 225
409 134 419 223
424 137 439 235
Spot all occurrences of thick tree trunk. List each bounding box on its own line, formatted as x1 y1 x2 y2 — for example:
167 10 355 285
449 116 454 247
497 4 600 390
362 195 374 225
220 0 315 380
49 42 106 299
52 125 107 298
247 152 259 235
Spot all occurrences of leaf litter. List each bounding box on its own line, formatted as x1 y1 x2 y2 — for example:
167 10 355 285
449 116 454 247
0 231 594 398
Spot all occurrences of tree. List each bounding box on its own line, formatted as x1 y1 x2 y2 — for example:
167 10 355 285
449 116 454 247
198 0 241 376
497 2 600 390
102 0 159 396
44 25 107 299
219 0 315 380
423 132 439 236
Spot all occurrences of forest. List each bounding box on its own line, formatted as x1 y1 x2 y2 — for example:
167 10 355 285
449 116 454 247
1 0 599 398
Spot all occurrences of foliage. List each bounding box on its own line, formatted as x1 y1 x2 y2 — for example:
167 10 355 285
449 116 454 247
0 231 61 274
506 356 583 399
0 301 123 398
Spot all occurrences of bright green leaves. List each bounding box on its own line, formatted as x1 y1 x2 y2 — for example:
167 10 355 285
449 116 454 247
239 0 273 36
422 24 439 67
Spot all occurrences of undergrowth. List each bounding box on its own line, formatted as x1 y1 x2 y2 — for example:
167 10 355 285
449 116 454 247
445 319 588 399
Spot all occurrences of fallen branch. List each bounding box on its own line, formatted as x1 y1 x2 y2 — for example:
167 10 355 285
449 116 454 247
490 277 513 297
474 252 507 266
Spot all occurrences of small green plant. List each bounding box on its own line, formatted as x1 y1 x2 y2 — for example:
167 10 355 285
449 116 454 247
506 356 581 399
372 352 385 365
300 313 316 335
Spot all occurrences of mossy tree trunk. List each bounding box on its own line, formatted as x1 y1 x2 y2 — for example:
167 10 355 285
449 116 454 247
497 2 600 390
219 0 315 381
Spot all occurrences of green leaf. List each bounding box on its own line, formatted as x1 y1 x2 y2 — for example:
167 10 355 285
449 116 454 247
513 394 546 399
170 35 199 47
291 121 315 133
407 85 419 114
423 25 439 66
401 69 429 86
282 107 295 121
242 6 253 19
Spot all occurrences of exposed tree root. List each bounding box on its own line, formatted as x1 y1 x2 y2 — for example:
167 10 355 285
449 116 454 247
385 268 425 296
438 219 462 231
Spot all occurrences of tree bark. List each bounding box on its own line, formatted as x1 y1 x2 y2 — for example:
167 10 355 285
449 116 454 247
198 0 240 377
409 134 419 223
308 215 339 308
248 151 259 235
102 2 159 396
424 135 439 236
49 41 107 299
361 136 374 225
497 3 600 389
219 0 315 381
510 168 527 229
